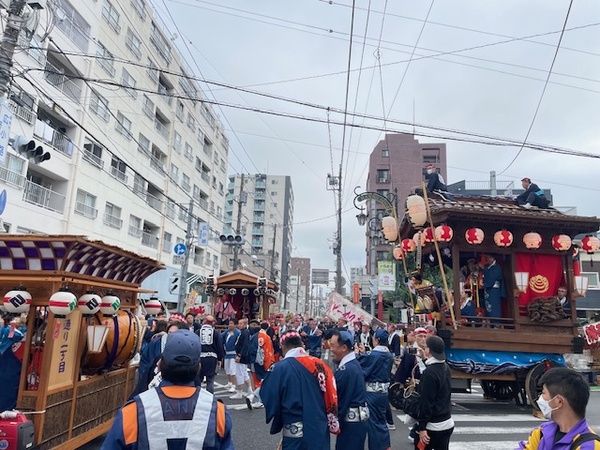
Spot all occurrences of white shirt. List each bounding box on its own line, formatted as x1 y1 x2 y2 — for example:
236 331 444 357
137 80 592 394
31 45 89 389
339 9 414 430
284 347 307 359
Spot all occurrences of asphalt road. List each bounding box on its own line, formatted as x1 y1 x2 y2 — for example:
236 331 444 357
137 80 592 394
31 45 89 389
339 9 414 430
81 371 600 450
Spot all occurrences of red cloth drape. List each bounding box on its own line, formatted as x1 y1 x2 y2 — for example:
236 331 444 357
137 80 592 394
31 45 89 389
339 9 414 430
516 253 564 311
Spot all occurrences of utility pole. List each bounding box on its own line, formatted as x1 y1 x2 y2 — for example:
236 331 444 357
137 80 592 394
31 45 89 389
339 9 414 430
0 0 28 97
295 267 300 313
269 223 277 281
232 173 244 270
335 164 343 294
177 200 194 313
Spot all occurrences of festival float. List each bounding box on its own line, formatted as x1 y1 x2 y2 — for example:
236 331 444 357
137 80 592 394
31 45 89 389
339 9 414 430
0 235 164 449
393 190 600 411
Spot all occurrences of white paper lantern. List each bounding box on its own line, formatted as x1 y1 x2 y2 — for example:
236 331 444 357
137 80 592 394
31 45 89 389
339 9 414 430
144 298 162 316
49 288 77 317
78 291 101 316
100 293 121 316
3 288 31 314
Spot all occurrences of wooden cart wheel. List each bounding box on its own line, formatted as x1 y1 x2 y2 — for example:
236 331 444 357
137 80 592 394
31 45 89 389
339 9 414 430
525 360 563 411
479 380 520 401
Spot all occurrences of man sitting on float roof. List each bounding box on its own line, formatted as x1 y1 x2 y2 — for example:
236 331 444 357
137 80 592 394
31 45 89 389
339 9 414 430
516 177 550 209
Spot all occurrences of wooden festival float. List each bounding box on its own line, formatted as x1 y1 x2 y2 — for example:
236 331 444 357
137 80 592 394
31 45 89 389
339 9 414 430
397 192 600 409
211 269 279 322
0 235 164 449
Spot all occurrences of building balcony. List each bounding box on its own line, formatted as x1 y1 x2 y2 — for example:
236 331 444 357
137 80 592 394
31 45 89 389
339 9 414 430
103 213 123 229
34 121 73 158
255 180 266 189
253 215 265 223
23 180 65 213
200 172 210 183
146 193 163 212
252 227 264 234
74 201 98 219
82 150 103 169
254 192 266 200
43 61 82 102
141 231 159 249
193 254 203 266
154 119 169 140
128 225 142 238
8 100 35 125
0 166 26 189
162 240 172 253
149 156 165 174
254 204 265 211
198 198 208 211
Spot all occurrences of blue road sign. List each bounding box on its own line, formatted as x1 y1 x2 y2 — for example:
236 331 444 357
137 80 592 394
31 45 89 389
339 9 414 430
174 243 187 255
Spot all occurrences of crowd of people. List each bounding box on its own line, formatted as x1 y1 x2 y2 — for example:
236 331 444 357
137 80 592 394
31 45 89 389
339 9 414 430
101 310 599 450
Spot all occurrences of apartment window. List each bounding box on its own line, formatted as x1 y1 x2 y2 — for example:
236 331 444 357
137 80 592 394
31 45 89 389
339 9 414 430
376 169 389 183
382 148 389 157
128 215 142 237
213 255 218 269
186 113 196 130
422 154 439 164
147 58 158 82
170 163 179 182
90 90 109 121
166 201 175 220
182 173 190 191
184 143 193 161
96 42 115 77
271 202 277 207
56 0 90 52
270 191 278 196
142 95 154 117
193 185 200 201
110 156 127 183
20 33 45 64
216 206 222 217
83 138 103 168
195 157 202 173
75 189 97 219
377 189 389 199
176 102 184 121
149 22 172 64
271 179 278 185
125 28 142 60
102 0 121 33
104 202 122 229
133 173 146 197
115 112 133 139
121 68 137 98
131 0 146 20
138 133 150 155
173 131 182 153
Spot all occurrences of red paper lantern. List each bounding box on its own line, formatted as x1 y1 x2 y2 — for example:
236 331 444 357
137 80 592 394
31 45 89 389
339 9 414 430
423 227 435 243
401 238 416 252
465 228 484 245
523 232 542 250
494 230 513 247
393 246 405 260
581 235 600 254
551 234 572 252
2 288 31 314
49 288 77 317
435 225 453 242
144 298 162 316
78 291 102 316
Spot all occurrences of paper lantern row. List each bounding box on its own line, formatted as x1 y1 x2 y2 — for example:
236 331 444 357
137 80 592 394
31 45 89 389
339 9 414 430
1 288 121 317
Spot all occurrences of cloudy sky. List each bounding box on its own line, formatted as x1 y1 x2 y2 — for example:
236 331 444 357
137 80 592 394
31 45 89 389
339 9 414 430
155 0 600 285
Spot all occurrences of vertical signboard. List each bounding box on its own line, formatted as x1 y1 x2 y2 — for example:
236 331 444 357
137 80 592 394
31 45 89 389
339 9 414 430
48 310 82 390
377 261 395 291
353 283 360 304
198 222 210 247
0 102 12 165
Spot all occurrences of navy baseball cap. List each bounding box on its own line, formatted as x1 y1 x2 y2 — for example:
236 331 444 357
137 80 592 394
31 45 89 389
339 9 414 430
162 329 201 366
338 330 353 348
375 328 389 341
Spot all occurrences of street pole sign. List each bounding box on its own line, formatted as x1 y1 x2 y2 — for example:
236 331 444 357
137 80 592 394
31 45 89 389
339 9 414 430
174 243 187 255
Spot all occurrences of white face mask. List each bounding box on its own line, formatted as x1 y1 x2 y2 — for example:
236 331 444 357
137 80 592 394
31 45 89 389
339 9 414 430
426 169 434 175
537 395 558 420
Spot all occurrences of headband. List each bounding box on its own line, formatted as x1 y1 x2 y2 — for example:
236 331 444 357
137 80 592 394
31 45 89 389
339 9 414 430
281 331 301 345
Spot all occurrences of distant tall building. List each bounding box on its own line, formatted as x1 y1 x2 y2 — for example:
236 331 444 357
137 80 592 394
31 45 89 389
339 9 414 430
291 257 311 313
365 133 447 275
223 174 294 305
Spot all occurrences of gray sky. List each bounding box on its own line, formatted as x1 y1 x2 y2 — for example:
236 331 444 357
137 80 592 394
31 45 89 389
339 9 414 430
156 0 600 286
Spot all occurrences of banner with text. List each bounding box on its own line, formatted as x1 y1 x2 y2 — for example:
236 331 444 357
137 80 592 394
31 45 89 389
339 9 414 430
326 292 384 328
377 261 396 292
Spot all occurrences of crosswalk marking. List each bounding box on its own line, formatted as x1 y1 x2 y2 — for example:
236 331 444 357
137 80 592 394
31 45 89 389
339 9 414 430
396 414 543 423
450 442 519 450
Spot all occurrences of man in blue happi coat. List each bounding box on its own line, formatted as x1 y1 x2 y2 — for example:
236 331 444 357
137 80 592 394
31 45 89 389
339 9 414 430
482 254 506 321
261 331 339 450
357 329 393 450
329 330 368 450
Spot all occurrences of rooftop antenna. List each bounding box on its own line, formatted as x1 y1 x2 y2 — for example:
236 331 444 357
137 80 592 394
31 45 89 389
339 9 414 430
412 99 416 135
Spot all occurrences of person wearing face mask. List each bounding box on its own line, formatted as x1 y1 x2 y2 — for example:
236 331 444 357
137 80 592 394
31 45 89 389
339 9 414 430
425 164 454 201
517 367 600 450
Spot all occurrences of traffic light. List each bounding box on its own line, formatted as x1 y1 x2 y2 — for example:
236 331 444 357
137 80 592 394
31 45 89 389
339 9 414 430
169 273 179 294
206 275 215 295
219 234 245 245
11 136 51 164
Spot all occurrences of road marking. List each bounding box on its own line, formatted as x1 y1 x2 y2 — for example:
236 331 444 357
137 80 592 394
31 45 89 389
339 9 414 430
397 414 543 423
452 426 535 434
450 442 518 450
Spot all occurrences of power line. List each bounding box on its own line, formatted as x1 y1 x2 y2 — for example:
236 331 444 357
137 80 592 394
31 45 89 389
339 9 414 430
498 0 574 175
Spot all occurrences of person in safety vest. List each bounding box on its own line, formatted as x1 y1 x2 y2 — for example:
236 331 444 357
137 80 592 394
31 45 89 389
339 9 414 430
102 329 234 450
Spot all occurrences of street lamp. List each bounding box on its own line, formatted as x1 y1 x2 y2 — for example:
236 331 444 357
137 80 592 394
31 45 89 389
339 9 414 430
356 206 367 226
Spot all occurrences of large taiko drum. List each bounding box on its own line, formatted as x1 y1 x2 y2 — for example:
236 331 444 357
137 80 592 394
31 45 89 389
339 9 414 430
83 309 142 373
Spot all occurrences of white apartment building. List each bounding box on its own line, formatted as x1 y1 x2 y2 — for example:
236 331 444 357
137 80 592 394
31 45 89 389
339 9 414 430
0 0 229 305
223 174 294 306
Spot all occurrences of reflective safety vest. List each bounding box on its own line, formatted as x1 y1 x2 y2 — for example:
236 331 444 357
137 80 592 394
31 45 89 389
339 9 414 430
136 386 220 449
